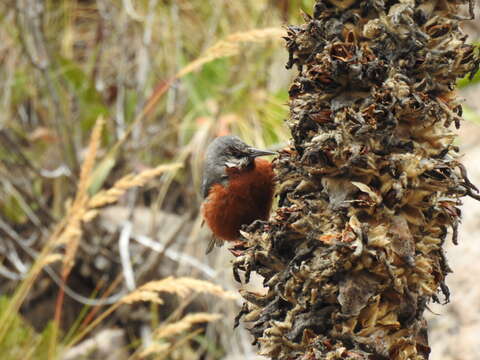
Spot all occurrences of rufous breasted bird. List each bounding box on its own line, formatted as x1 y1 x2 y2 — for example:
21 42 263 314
201 136 276 254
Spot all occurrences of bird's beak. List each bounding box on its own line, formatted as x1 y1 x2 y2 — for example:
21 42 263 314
247 147 277 158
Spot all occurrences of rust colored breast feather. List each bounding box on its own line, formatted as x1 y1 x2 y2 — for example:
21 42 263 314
202 158 275 241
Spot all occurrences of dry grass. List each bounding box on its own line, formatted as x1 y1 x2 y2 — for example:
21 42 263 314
66 276 235 353
87 163 183 211
177 27 286 79
137 313 222 358
154 313 222 339
120 277 238 308
60 116 105 274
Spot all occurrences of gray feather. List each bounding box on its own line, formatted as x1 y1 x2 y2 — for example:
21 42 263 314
201 135 249 198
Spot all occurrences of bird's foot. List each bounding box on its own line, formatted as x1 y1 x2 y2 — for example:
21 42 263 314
228 240 247 257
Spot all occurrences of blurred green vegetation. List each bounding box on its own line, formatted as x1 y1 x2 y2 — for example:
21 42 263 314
0 296 56 360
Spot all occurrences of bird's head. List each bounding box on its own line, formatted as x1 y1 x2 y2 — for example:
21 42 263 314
201 135 276 198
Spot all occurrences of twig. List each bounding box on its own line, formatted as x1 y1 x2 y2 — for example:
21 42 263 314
133 234 217 279
119 221 136 291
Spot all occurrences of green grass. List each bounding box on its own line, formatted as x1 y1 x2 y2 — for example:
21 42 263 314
0 297 57 360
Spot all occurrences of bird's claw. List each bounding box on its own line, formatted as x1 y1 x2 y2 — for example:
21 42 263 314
228 240 247 257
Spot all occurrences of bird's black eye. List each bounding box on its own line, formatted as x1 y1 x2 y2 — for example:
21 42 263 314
229 147 245 158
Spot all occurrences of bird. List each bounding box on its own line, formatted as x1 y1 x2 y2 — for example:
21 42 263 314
201 135 276 254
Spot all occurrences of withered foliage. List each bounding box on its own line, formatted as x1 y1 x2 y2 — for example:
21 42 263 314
233 0 479 359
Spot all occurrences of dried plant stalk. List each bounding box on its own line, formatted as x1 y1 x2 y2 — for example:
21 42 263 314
122 276 238 303
87 163 182 210
61 116 105 275
154 313 221 339
233 0 479 359
68 276 233 348
176 28 285 78
136 313 221 357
